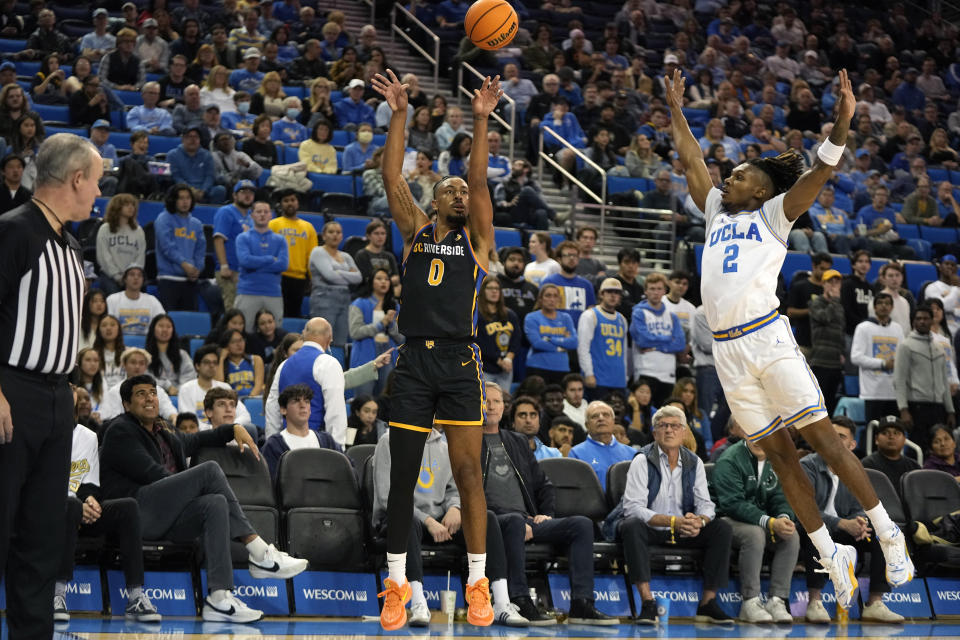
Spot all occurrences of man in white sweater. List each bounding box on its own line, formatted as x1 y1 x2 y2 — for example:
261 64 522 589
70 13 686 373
851 292 904 426
106 265 166 336
177 344 252 427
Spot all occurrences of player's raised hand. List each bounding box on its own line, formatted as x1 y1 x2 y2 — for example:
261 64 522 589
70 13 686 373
834 68 856 123
371 69 409 113
663 68 686 111
472 75 503 119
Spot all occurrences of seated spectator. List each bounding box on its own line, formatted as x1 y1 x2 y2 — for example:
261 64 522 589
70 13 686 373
512 395 561 461
242 115 278 168
353 219 399 289
229 9 267 52
99 29 145 91
742 117 786 153
57 410 159 624
126 82 176 135
69 76 111 129
3 113 42 190
560 373 588 435
116 131 161 198
172 84 205 134
157 55 191 109
106 264 164 337
262 383 340 481
136 18 168 73
22 8 74 62
889 157 929 203
345 394 385 447
892 67 926 116
218 329 264 400
302 77 338 129
246 310 288 363
212 131 262 188
342 123 378 172
494 159 552 231
329 46 364 88
698 118 740 161
155 184 223 313
348 268 401 396
783 129 814 168
145 314 196 396
524 284 577 385
292 6 323 42
625 134 667 179
188 44 217 84
168 127 227 203
320 21 344 62
80 8 117 62
93 311 126 388
435 106 468 151
936 181 960 226
862 416 920 495
363 149 392 216
807 186 854 254
569 401 636 489
637 106 674 160
902 176 940 226
799 416 904 623
0 153 31 215
927 127 959 169
99 374 308 623
99 348 178 423
335 79 376 131
481 382 615 625
200 66 237 115
438 132 471 177
0 83 28 143
299 119 337 174
230 48 265 93
31 52 68 105
289 40 328 85
924 424 960 477
856 186 915 260
404 151 441 209
408 106 439 158
250 71 286 120
485 131 511 184
270 98 308 146
613 406 733 624
178 345 253 427
711 427 798 623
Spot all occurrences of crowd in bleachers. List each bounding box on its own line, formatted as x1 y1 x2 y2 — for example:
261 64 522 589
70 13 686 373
2 0 960 626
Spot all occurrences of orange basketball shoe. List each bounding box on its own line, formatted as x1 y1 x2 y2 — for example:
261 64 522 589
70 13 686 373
378 578 411 630
465 577 494 626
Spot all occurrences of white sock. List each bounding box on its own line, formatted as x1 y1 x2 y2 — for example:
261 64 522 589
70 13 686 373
386 552 407 585
209 589 231 605
55 582 67 598
127 586 143 603
410 580 426 607
491 578 510 611
245 536 269 562
866 504 895 539
808 525 837 560
467 553 486 585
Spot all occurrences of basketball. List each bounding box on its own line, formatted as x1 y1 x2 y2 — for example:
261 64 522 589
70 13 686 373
465 0 518 50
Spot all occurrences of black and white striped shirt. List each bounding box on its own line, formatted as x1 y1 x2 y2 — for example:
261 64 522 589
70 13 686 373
0 202 85 375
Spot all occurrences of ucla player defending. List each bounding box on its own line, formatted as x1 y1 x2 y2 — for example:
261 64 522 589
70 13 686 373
371 69 501 630
665 68 912 612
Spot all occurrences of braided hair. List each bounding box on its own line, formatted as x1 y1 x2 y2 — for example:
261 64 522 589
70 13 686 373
747 150 805 196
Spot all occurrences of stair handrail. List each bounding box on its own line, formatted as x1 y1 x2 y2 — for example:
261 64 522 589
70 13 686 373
456 61 517 163
538 124 606 224
390 3 440 90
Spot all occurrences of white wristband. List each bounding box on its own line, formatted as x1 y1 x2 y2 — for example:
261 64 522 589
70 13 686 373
817 139 845 166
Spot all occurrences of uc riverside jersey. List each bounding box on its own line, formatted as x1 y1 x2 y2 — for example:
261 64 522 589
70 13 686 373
399 223 485 339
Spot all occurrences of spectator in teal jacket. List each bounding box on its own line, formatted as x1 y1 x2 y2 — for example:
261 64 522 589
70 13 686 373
711 426 797 623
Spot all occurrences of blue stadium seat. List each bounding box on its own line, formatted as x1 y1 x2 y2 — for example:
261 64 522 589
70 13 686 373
550 233 565 250
14 60 39 75
334 216 371 244
243 397 265 428
46 126 86 137
843 375 860 397
148 136 181 155
331 130 350 146
192 205 218 225
125 335 146 348
607 176 650 194
310 173 354 194
831 255 851 274
681 107 710 125
32 104 69 122
832 191 853 213
113 89 143 106
919 226 958 245
391 220 404 259
136 201 165 225
694 243 704 274
168 311 212 337
866 258 889 282
283 145 299 164
372 133 386 146
329 346 345 368
282 317 307 333
331 91 343 102
904 262 938 297
300 213 325 235
906 238 932 261
896 224 920 239
928 168 949 183
494 227 522 250
189 337 204 357
781 252 812 284
835 397 864 425
0 39 26 53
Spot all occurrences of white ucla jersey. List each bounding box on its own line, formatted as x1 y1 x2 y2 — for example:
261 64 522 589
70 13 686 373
701 187 794 331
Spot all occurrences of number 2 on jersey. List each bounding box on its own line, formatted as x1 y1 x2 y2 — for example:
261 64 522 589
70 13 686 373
427 258 444 286
722 244 739 273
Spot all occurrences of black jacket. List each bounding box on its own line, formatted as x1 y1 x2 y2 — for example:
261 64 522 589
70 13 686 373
481 428 555 517
0 185 32 216
100 413 236 500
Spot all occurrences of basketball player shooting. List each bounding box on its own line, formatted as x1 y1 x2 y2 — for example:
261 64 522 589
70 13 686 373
665 68 913 610
371 69 501 630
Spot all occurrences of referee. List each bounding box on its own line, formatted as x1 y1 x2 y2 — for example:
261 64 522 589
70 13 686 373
0 134 103 639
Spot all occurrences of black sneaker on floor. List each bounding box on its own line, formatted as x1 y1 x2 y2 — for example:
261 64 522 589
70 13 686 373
695 598 734 624
635 599 656 625
511 596 556 626
568 598 619 625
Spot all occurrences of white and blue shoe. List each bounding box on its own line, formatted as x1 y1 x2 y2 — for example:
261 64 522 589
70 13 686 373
816 544 859 610
879 525 914 588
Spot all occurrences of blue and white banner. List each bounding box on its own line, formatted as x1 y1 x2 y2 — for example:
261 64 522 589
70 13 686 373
378 573 463 610
64 566 104 612
107 570 196 616
858 577 931 619
633 576 703 618
293 571 379 616
788 575 861 619
201 570 289 615
926 577 960 616
548 573 631 617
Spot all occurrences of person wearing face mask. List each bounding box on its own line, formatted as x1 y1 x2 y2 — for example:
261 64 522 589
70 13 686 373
270 96 308 147
493 159 554 230
221 91 256 136
342 123 379 172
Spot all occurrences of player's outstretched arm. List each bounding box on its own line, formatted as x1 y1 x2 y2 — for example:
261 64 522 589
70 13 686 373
371 69 428 246
664 69 712 212
783 69 856 221
466 75 502 263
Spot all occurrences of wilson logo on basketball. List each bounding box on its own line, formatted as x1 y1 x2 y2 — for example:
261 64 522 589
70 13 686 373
486 20 516 47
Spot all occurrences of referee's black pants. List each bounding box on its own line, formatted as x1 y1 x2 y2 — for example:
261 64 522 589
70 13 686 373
0 367 73 640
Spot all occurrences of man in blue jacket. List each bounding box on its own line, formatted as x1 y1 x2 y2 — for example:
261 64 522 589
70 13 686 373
335 79 376 131
167 126 227 203
155 183 223 313
235 200 288 327
482 382 616 626
630 272 686 405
